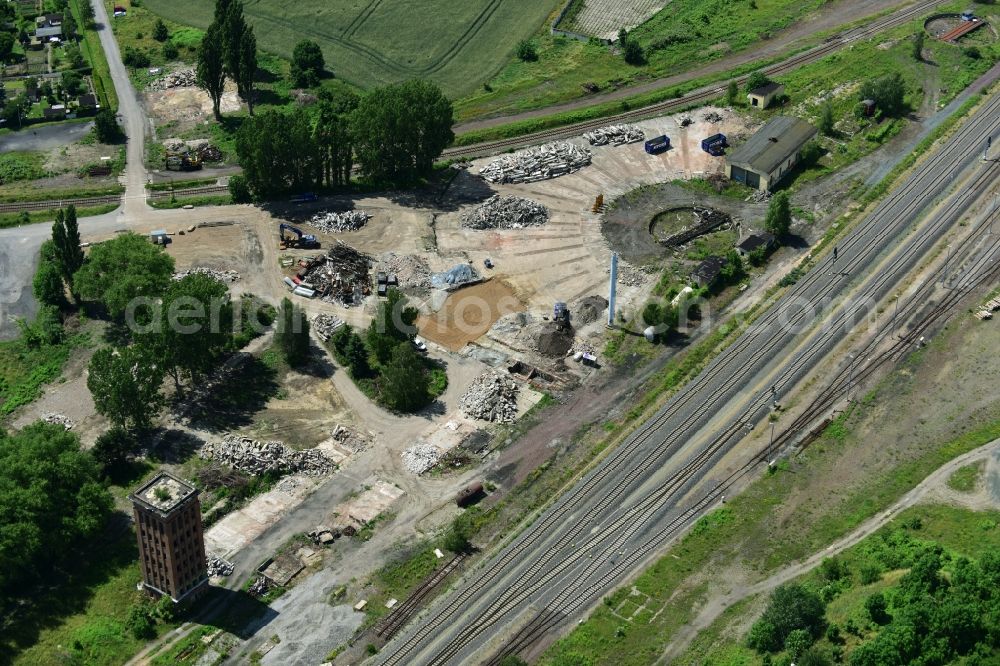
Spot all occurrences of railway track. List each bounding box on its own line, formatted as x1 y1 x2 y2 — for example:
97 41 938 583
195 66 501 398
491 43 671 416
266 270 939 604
442 0 949 161
378 90 1000 665
482 203 1000 666
0 184 230 214
374 554 468 641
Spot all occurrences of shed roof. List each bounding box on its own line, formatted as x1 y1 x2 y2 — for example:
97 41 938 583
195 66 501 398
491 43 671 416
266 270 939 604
727 116 816 175
748 82 783 97
692 256 725 282
737 232 776 253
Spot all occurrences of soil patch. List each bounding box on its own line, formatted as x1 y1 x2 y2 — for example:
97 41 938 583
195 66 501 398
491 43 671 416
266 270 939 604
417 280 524 351
574 295 609 326
537 322 575 357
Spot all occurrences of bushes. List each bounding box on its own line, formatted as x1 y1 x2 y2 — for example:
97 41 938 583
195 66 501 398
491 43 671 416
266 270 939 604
228 173 252 203
0 152 46 185
515 39 537 62
122 46 151 68
746 584 826 653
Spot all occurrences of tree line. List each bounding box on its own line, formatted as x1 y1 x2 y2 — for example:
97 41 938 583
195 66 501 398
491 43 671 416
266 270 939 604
196 0 258 119
229 77 454 198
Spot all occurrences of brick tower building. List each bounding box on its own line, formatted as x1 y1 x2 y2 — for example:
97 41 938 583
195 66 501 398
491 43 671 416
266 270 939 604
129 472 209 602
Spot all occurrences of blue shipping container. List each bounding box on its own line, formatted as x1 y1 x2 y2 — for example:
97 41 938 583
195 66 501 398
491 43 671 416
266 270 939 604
700 133 727 153
645 135 670 154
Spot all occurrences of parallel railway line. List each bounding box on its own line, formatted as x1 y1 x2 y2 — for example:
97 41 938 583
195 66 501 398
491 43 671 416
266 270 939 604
379 89 1000 665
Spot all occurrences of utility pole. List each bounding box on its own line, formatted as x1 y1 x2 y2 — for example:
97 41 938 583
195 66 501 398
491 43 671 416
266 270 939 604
892 292 900 338
768 420 776 463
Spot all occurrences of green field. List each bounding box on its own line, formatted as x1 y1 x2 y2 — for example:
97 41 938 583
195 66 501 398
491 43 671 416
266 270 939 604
141 0 562 98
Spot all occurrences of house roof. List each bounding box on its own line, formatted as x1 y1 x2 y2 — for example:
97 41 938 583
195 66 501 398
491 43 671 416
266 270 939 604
749 82 783 97
78 93 97 106
727 116 816 175
692 256 725 282
737 232 776 253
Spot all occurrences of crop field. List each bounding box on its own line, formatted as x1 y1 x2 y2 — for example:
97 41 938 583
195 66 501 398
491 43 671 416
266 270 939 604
142 0 562 98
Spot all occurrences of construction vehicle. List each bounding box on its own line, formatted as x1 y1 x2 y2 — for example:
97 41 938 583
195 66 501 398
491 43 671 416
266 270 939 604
165 150 202 171
554 301 569 322
278 223 320 250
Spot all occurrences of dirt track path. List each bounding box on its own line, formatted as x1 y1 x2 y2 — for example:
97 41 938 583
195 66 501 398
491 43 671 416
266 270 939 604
656 437 1000 664
455 0 922 132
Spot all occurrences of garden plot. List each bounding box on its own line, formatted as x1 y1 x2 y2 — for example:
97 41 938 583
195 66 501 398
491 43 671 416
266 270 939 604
565 0 668 39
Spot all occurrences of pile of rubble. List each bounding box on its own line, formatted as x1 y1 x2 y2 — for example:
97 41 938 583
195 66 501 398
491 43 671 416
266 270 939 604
401 443 440 475
574 295 609 325
460 195 549 230
583 124 645 146
200 435 335 477
42 413 74 430
612 262 650 287
207 557 234 578
537 322 575 357
459 371 520 423
172 268 241 283
299 243 373 306
745 189 772 204
247 576 272 597
431 263 479 289
479 142 592 184
330 424 370 454
307 210 370 233
307 526 341 545
148 68 196 90
377 253 431 292
703 110 723 123
312 313 345 341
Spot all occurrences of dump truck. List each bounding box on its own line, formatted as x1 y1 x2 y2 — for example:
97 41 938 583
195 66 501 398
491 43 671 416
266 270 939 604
278 223 320 249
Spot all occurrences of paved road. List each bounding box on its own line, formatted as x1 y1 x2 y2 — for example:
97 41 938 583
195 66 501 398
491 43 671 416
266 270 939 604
658 437 1000 663
376 89 1000 665
0 120 94 152
90 0 148 216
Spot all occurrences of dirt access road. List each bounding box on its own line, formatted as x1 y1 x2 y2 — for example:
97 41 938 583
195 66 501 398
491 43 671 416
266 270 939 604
455 0 933 133
657 437 1000 663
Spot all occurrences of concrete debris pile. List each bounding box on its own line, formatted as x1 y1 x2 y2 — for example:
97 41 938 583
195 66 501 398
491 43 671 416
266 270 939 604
612 262 649 287
479 142 592 184
431 263 479 289
172 268 241 283
307 210 371 233
745 189 772 204
703 111 724 123
459 371 519 423
42 412 75 430
583 124 645 146
148 68 196 90
401 444 440 475
312 313 345 341
308 526 340 545
247 576 272 597
680 116 694 127
460 195 549 230
207 557 234 577
200 435 335 477
299 243 373 306
330 424 370 454
377 253 431 292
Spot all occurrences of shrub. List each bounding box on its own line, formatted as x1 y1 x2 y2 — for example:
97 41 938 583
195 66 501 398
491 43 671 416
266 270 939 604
515 39 537 62
162 42 179 60
153 19 169 42
122 46 150 69
228 174 252 203
623 39 644 65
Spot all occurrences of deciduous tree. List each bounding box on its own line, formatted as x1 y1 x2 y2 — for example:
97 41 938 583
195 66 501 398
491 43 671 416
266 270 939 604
87 345 165 431
379 342 430 411
73 232 175 319
764 190 792 237
275 297 310 366
351 79 454 183
291 39 325 87
0 422 112 603
196 23 227 120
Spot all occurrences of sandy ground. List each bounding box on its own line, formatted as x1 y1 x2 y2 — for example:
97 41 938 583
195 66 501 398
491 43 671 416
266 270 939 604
145 83 241 134
416 280 524 351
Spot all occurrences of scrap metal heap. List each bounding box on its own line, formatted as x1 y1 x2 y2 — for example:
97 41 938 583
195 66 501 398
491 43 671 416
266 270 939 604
207 557 234 577
200 434 335 477
460 371 520 423
583 124 645 146
479 141 592 184
307 210 371 233
298 242 373 306
460 195 549 230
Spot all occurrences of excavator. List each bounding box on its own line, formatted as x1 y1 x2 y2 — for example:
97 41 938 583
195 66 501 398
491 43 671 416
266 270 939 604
278 223 320 250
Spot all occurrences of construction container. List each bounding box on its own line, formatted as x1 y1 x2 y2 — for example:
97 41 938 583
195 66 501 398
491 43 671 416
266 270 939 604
283 277 296 290
456 482 484 507
644 135 670 154
292 286 316 298
377 272 388 285
701 133 727 155
387 274 398 286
